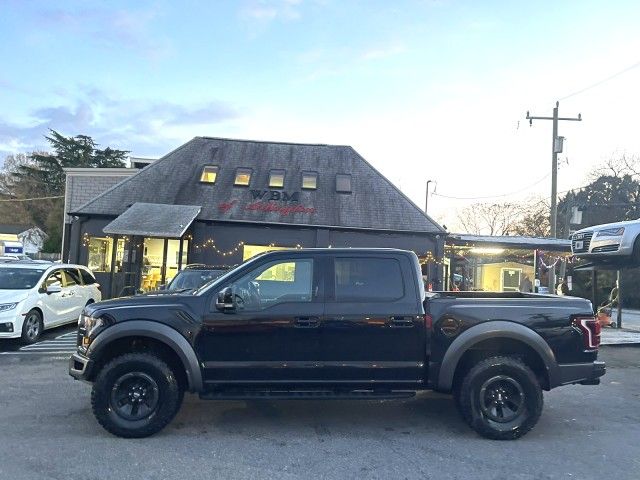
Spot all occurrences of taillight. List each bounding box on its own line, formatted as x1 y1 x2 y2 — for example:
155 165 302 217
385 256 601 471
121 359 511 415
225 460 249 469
424 314 433 330
573 316 601 350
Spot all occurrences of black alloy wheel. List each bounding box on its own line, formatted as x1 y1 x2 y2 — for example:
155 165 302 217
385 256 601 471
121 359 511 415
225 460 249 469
91 353 184 438
478 375 525 424
456 356 543 440
110 372 160 422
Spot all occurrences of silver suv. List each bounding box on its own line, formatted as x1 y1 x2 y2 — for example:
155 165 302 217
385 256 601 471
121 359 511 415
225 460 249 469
571 219 640 263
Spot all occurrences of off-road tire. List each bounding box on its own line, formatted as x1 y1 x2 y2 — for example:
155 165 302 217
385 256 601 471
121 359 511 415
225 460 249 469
457 356 543 440
21 309 43 344
91 352 184 438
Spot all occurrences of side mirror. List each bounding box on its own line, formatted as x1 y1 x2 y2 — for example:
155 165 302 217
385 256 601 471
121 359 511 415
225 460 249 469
158 284 166 291
215 286 235 312
46 284 62 295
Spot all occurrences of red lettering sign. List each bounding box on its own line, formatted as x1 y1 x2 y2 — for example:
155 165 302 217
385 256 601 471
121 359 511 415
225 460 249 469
218 200 315 216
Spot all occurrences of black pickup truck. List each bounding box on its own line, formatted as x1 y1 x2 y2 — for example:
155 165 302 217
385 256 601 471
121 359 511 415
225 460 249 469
69 249 605 440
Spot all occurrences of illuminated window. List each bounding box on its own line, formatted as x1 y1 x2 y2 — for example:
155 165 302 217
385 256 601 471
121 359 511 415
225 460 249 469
200 165 218 183
336 174 351 193
234 168 252 186
87 237 125 272
269 169 285 188
302 171 317 190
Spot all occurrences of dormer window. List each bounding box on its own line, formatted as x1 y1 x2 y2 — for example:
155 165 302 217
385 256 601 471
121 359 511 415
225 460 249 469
302 171 317 190
336 174 351 193
200 165 218 183
234 168 252 186
269 169 285 188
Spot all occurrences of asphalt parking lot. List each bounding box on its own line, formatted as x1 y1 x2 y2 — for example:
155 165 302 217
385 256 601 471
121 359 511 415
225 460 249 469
0 345 638 480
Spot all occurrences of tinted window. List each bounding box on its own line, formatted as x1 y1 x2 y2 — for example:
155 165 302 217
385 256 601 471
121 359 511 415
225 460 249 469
230 258 314 310
80 269 96 285
64 268 82 286
335 258 404 302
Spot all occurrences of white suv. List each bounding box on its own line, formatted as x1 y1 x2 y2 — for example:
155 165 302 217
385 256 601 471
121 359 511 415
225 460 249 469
0 262 102 344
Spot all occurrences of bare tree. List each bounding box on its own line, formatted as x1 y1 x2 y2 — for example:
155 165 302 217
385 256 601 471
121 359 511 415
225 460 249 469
456 202 520 235
455 198 550 237
590 154 640 180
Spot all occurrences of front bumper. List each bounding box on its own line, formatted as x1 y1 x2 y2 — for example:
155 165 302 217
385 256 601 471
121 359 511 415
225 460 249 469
556 360 606 386
69 352 94 382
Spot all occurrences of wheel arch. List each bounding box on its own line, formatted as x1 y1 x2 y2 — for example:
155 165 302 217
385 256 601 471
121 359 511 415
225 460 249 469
437 321 558 392
87 320 203 393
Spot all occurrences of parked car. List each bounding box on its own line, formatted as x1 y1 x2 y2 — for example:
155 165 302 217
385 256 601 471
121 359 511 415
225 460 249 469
154 265 229 293
571 219 640 264
0 263 102 344
69 249 604 440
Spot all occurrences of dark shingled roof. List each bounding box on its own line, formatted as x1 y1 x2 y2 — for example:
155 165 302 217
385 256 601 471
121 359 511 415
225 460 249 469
73 137 444 234
103 203 201 238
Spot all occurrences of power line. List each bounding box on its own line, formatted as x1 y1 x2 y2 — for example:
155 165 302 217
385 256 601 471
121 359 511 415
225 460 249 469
559 59 640 101
432 173 551 200
0 195 63 202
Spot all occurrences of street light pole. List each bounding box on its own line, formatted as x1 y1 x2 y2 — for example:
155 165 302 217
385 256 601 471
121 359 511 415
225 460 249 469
425 180 432 214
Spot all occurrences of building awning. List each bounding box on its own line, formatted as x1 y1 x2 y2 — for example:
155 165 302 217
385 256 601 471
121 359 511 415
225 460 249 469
103 203 201 238
447 233 571 252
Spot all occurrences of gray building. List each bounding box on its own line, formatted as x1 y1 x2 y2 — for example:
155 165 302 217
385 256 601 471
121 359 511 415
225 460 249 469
66 137 445 298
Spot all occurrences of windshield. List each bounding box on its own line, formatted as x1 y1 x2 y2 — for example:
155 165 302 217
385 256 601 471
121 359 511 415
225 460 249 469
0 268 46 290
167 269 226 290
195 254 268 295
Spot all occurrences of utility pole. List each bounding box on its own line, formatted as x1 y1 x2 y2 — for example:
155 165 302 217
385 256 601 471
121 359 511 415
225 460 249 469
527 101 581 290
425 180 433 214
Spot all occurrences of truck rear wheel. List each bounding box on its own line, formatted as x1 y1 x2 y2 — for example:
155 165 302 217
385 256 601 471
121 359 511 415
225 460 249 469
91 352 184 438
457 356 543 440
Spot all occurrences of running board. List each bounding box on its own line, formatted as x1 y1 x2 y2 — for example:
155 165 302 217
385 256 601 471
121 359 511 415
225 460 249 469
199 390 416 400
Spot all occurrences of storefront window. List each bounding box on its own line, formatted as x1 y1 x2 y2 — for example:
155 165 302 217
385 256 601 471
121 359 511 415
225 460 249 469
87 237 125 273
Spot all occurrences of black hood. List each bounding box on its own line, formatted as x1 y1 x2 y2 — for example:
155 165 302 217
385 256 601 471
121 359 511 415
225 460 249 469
84 292 200 317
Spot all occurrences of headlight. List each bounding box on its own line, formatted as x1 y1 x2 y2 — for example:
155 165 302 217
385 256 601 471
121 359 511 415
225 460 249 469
78 314 104 339
0 303 18 313
596 227 625 237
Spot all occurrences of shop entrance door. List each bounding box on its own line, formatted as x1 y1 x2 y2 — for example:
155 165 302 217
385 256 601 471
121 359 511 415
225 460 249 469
140 237 189 292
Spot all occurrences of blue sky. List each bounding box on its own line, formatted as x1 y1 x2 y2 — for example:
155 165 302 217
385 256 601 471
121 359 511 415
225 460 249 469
2 0 640 225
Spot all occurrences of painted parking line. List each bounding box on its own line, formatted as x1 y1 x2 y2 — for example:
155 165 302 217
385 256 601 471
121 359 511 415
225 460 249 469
1 330 78 355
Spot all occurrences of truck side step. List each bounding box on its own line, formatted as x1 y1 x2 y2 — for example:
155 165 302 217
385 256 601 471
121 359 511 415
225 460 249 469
199 390 416 400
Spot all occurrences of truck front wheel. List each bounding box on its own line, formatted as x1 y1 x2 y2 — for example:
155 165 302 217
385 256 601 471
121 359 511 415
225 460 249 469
91 352 184 438
457 356 543 440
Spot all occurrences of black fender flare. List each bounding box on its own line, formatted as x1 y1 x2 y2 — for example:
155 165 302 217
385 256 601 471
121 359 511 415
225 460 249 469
436 321 558 391
88 320 203 393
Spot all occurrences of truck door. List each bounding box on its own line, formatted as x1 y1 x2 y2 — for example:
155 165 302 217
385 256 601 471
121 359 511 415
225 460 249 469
321 254 426 387
197 255 324 386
